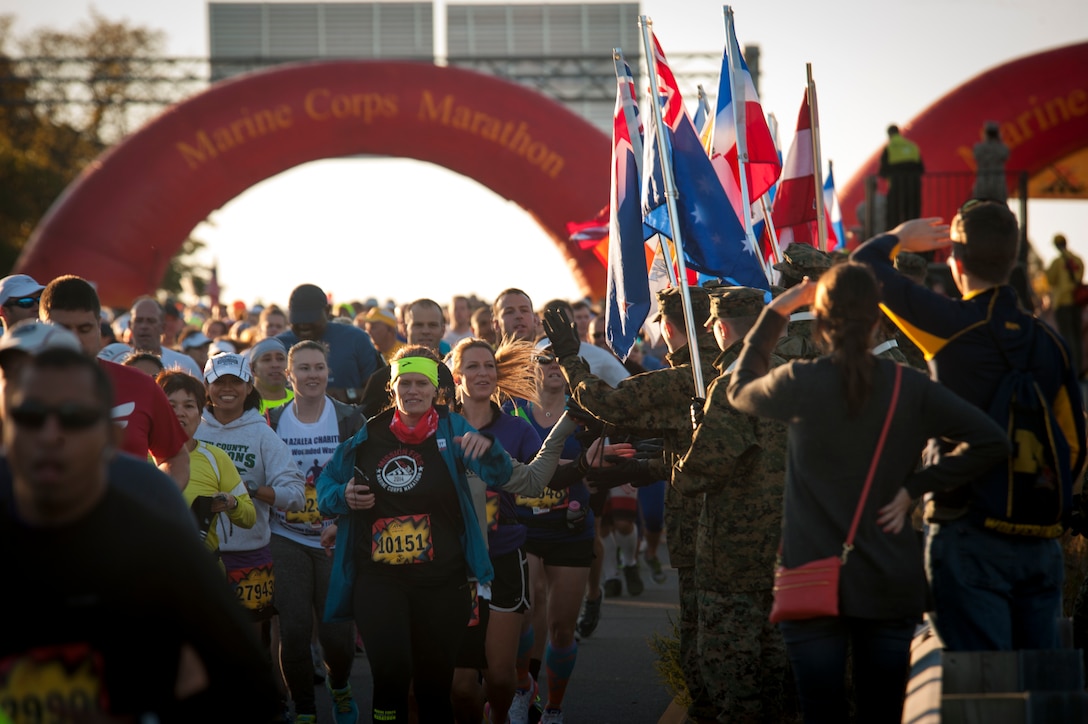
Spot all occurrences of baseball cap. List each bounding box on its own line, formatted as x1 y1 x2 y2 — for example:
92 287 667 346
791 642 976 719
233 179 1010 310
209 339 237 357
204 353 253 384
180 331 212 350
0 275 45 306
96 342 134 363
288 284 329 325
0 320 82 366
363 307 398 329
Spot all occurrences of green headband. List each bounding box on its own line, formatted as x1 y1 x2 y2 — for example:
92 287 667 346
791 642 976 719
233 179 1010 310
390 356 440 388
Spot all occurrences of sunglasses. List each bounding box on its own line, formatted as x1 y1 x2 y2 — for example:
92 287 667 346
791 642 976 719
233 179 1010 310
533 354 558 366
4 297 39 310
10 402 105 431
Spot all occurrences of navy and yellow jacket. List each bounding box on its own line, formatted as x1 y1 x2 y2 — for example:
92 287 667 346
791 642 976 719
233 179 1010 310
854 233 1085 517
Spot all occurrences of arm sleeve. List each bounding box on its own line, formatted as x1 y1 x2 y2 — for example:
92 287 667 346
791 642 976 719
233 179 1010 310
501 414 575 495
562 356 690 435
726 308 800 422
673 376 761 496
262 432 306 512
852 233 972 359
455 418 514 488
902 376 1012 498
214 447 256 530
317 436 357 516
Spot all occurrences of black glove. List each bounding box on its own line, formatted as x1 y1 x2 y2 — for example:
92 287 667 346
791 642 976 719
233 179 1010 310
541 307 582 362
547 456 591 491
690 397 706 429
584 457 659 491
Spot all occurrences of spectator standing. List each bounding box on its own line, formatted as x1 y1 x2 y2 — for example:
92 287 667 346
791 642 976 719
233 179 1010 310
727 264 1008 722
1045 233 1084 375
973 120 1010 203
854 208 1086 652
879 125 924 228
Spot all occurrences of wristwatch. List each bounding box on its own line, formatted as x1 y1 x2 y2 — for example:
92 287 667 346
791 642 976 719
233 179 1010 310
245 480 259 495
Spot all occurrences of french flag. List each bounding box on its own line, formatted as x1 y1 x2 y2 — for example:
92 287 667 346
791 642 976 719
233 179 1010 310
771 92 819 251
709 10 781 219
824 163 846 249
605 58 652 361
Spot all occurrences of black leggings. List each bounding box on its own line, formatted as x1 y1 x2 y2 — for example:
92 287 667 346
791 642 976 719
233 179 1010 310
353 572 470 723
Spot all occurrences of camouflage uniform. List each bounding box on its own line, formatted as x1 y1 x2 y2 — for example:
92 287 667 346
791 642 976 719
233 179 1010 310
673 287 791 722
558 285 720 719
773 244 831 363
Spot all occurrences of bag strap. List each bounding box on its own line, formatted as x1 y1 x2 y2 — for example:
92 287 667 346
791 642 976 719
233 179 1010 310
842 363 902 562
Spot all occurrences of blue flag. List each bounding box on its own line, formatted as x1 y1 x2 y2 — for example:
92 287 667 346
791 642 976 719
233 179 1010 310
606 57 651 361
641 32 768 290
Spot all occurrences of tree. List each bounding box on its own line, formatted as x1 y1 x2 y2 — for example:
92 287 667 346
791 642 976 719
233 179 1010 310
0 11 207 294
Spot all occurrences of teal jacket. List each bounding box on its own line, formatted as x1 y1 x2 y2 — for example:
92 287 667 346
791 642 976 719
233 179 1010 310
317 407 513 623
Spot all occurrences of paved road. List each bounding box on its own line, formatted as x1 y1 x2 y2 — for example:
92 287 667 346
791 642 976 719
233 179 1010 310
312 555 681 722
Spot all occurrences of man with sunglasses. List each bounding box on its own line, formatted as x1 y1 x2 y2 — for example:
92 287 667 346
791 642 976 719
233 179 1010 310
39 275 190 490
0 274 44 335
0 347 280 720
853 206 1086 653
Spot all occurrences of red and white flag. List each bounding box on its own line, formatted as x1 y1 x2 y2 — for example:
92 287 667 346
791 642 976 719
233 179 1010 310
770 93 819 252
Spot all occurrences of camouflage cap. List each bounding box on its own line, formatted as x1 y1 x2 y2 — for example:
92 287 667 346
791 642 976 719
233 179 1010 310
894 251 928 282
707 286 767 321
772 243 832 282
653 285 710 324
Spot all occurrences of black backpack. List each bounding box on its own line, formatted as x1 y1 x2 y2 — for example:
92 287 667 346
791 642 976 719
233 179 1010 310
975 319 1071 538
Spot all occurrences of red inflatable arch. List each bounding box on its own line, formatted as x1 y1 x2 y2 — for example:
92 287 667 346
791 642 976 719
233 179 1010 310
839 42 1088 236
16 61 610 308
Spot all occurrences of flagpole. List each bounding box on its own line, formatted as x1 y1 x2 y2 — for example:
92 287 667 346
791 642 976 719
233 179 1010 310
639 15 706 400
614 48 677 289
759 195 782 264
724 5 772 286
807 63 828 253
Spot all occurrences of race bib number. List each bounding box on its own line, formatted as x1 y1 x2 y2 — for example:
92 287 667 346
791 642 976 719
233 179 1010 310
514 488 567 515
485 491 500 532
372 515 434 565
284 486 324 530
228 562 276 611
0 643 107 721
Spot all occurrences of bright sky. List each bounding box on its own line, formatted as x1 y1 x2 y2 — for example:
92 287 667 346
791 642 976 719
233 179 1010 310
3 0 1086 309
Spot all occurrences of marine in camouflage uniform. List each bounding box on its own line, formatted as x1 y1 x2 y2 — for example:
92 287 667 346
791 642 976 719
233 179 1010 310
772 244 831 362
549 286 721 721
672 287 792 723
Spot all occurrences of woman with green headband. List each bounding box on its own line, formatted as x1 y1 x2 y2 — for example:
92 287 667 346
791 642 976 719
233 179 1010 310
316 344 514 723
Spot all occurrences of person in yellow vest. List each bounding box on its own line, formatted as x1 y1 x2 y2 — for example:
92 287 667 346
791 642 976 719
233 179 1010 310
879 124 924 229
1045 233 1084 374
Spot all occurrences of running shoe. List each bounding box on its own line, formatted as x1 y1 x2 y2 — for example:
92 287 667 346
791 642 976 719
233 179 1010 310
646 555 667 584
623 564 644 596
576 589 603 639
509 675 538 724
540 707 564 724
326 680 359 724
603 577 623 598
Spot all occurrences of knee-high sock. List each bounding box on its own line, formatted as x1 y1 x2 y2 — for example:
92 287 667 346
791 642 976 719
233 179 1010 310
516 624 534 689
615 527 638 568
544 640 578 710
601 532 619 580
